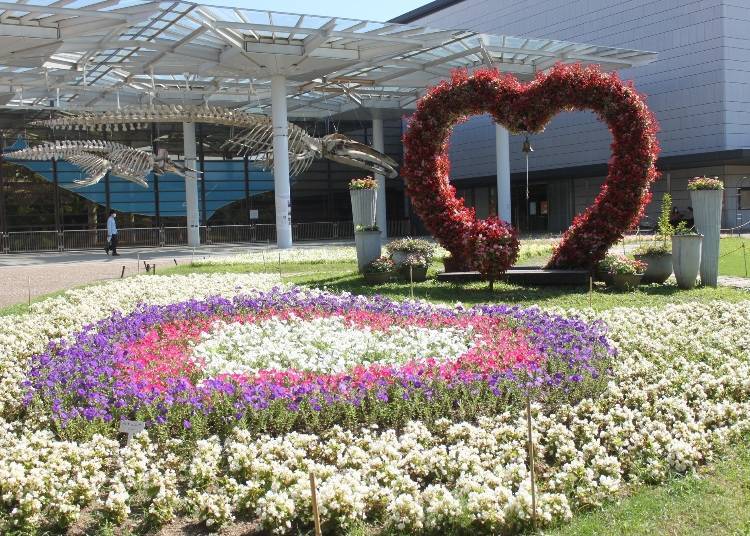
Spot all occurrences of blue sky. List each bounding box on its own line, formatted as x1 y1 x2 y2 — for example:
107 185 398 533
205 0 431 22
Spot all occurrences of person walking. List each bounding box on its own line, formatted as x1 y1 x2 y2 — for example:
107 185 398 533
105 210 120 256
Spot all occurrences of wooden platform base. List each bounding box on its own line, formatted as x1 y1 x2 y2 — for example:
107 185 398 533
437 267 590 286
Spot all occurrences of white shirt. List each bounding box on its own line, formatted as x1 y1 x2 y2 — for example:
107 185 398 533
107 215 117 238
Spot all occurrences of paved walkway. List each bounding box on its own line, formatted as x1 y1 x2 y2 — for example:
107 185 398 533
717 276 750 289
0 241 352 308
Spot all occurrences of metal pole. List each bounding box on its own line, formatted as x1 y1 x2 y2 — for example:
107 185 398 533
198 123 207 226
496 124 511 222
326 158 334 221
51 157 61 232
271 74 292 249
372 117 387 239
0 144 6 237
153 174 161 227
183 121 200 247
526 153 530 233
151 123 161 228
243 156 251 224
104 171 111 216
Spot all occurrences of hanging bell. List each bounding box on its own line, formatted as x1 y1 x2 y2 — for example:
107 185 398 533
522 135 533 154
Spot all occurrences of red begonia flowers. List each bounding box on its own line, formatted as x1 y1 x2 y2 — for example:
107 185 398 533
402 63 660 272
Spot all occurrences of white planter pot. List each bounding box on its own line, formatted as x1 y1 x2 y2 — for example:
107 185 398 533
350 189 377 228
690 189 722 287
355 230 382 272
633 253 673 284
671 235 703 289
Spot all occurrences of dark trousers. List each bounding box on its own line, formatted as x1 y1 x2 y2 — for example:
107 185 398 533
107 234 118 255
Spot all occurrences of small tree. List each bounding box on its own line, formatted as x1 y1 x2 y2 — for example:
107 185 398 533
657 193 674 246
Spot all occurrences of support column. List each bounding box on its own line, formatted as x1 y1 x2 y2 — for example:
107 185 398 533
51 157 62 232
372 118 387 239
183 121 200 247
153 174 161 227
198 124 207 226
104 171 111 215
151 123 161 228
0 151 6 236
243 156 251 224
495 124 511 222
271 74 292 249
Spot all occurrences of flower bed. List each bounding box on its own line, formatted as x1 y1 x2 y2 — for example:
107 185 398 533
23 288 612 439
1 276 749 534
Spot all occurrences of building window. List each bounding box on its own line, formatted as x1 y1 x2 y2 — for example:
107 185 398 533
740 188 750 210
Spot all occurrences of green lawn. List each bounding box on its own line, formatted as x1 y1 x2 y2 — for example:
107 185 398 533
161 260 750 311
719 237 750 278
0 288 71 317
546 441 750 536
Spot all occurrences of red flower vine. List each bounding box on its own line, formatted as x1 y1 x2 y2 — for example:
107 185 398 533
401 63 660 272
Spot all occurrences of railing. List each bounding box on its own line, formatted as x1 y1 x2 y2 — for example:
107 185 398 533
62 229 105 250
0 220 412 253
6 230 61 252
162 226 188 246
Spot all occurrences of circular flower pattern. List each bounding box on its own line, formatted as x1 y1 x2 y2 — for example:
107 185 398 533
402 63 660 272
23 288 612 433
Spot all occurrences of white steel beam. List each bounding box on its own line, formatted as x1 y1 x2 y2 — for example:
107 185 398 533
0 23 58 38
0 2 128 20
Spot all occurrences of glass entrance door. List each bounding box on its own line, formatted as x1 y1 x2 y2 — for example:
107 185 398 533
513 183 548 234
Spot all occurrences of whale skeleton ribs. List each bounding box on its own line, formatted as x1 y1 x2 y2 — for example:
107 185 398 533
4 141 196 188
32 105 399 178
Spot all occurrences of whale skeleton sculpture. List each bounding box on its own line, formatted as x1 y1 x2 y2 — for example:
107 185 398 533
32 105 399 179
4 141 193 188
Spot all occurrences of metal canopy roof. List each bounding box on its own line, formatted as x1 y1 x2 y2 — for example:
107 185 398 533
0 1 658 119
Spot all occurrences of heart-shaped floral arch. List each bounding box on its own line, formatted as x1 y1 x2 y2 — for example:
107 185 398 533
402 63 660 273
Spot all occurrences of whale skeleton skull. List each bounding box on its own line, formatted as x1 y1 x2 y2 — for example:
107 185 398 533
31 105 399 179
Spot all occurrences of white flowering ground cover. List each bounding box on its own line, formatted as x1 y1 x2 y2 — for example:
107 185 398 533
193 246 361 266
191 240 552 268
0 274 749 534
193 315 470 376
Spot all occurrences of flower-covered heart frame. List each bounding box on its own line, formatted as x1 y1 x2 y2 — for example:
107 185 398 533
402 63 660 272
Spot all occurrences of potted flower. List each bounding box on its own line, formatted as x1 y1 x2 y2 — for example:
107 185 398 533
608 255 646 290
400 253 429 282
671 221 703 289
634 242 672 283
595 255 618 286
386 237 435 266
363 256 395 284
688 176 723 287
633 193 674 284
349 177 378 228
354 224 382 272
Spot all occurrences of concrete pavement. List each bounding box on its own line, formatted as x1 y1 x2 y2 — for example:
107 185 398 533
0 241 353 308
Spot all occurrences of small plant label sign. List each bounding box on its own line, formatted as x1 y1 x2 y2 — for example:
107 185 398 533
119 419 145 444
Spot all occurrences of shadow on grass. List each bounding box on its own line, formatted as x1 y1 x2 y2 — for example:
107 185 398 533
287 268 740 309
